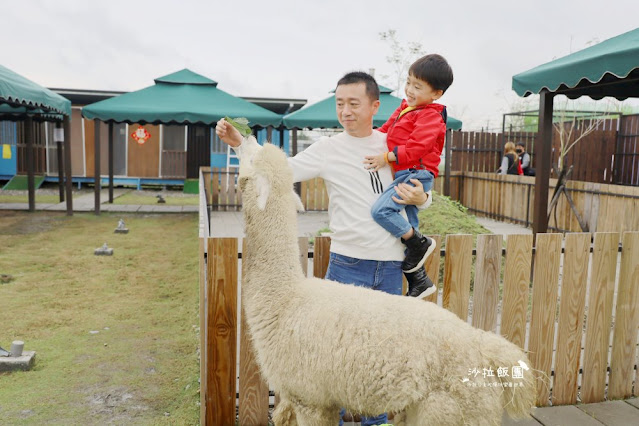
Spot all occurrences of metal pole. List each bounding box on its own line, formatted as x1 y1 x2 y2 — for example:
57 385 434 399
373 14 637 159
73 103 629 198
94 120 101 215
25 117 35 212
63 115 73 215
108 122 114 203
279 126 285 149
444 129 452 196
532 91 554 234
57 140 64 202
266 125 273 142
292 128 300 194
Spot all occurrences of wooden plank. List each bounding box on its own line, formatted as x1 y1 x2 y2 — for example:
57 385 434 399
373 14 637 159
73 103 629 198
199 237 207 425
300 179 308 210
211 169 219 209
206 238 238 425
471 234 502 332
442 234 473 320
608 232 639 399
552 233 591 405
424 235 442 304
313 236 331 278
501 234 533 350
528 233 562 406
239 239 270 425
581 232 619 403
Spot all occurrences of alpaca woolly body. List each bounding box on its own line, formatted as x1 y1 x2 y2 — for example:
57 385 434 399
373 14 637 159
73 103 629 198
239 142 536 425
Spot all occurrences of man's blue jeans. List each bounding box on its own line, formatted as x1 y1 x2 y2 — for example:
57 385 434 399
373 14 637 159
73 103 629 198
325 252 403 426
371 168 434 238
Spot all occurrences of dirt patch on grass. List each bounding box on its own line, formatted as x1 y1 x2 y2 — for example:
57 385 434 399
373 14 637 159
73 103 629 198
0 212 67 235
86 386 150 422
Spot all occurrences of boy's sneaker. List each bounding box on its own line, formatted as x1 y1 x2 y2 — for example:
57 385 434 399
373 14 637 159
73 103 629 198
401 229 436 273
405 268 436 299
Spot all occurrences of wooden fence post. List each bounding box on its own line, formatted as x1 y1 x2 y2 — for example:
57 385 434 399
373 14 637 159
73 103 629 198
442 234 473 320
609 232 639 399
206 238 238 425
528 233 562 406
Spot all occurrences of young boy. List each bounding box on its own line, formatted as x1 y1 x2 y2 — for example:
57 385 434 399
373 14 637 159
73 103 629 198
364 54 453 299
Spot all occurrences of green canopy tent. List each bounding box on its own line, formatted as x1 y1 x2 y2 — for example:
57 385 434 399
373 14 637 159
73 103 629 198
512 27 639 233
282 85 462 130
282 85 462 195
81 69 282 213
0 64 73 214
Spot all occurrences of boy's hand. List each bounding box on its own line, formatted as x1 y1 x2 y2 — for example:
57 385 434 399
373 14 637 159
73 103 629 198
215 119 243 147
363 153 387 172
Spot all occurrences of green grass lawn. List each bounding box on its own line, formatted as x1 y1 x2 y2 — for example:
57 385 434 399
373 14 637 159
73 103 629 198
0 212 200 425
0 194 67 204
113 192 199 206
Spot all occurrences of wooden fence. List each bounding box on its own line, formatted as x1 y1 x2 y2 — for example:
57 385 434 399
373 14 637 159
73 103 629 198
458 172 639 234
198 204 639 423
449 116 626 185
198 171 639 425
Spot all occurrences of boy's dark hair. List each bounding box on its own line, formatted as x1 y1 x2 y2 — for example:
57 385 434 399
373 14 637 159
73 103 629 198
409 54 454 93
336 72 380 101
516 141 526 148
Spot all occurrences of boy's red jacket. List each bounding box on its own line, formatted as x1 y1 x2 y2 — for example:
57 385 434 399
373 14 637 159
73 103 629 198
378 100 446 177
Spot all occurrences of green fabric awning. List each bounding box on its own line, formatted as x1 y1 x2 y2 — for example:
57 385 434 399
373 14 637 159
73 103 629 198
283 85 462 130
512 27 639 100
82 69 282 127
0 64 71 116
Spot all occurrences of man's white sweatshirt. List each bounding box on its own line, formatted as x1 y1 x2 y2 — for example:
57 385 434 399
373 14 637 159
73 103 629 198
288 131 405 261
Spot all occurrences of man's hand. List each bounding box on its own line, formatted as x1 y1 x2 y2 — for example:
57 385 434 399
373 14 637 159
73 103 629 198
215 119 243 148
363 153 387 172
392 179 428 205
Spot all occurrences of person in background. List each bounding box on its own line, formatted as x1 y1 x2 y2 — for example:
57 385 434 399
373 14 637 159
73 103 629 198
498 141 521 175
516 141 534 176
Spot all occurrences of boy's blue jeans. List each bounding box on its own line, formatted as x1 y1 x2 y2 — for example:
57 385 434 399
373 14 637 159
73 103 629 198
371 169 434 238
325 252 403 426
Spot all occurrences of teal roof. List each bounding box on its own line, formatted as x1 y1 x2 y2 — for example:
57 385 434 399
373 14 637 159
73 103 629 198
513 27 639 100
283 88 462 130
82 69 282 126
0 64 71 116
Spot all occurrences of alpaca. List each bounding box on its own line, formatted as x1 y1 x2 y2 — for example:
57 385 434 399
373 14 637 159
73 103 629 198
238 139 537 426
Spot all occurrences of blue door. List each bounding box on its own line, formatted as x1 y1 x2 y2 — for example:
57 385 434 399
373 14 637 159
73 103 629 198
0 121 17 176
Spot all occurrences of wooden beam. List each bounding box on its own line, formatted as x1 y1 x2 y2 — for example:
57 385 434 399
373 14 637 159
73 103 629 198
63 115 73 215
279 125 285 148
25 117 35 212
94 120 101 215
444 129 452 196
532 91 554 234
108 122 114 203
266 125 273 142
292 128 300 194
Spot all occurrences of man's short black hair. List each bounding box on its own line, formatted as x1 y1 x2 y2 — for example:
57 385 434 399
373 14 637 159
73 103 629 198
409 54 454 93
516 141 526 148
336 72 380 101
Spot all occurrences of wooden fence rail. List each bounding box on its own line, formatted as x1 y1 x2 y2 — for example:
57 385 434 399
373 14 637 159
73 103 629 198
198 230 639 424
458 172 639 234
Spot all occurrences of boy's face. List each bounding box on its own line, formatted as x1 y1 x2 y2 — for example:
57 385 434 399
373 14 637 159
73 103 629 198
404 74 443 107
335 82 380 138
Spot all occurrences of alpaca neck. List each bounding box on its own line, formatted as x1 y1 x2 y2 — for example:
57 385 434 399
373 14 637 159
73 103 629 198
242 199 304 300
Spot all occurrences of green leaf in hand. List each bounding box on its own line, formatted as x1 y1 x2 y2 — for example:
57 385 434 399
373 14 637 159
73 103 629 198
224 116 252 137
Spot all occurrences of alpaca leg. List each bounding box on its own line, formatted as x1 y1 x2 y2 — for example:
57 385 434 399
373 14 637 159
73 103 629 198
273 397 297 426
403 392 464 426
404 389 503 426
292 403 339 426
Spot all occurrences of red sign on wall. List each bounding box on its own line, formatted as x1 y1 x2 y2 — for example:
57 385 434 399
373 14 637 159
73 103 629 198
131 126 151 145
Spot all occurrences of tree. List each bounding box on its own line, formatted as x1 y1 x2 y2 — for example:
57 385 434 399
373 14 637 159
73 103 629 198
378 29 426 95
547 102 614 231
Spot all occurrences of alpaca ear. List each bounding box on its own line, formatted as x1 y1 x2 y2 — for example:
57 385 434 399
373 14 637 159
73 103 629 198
255 173 271 210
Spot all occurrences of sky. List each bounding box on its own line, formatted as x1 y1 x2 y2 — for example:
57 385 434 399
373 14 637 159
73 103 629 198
2 0 639 131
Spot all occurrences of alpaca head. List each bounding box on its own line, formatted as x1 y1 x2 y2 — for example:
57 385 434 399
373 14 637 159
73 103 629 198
239 140 303 212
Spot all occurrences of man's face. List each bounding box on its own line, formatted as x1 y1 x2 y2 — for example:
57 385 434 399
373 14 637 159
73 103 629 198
335 82 380 138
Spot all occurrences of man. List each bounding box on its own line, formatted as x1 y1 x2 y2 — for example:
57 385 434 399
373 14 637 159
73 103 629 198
516 141 534 176
216 72 430 426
